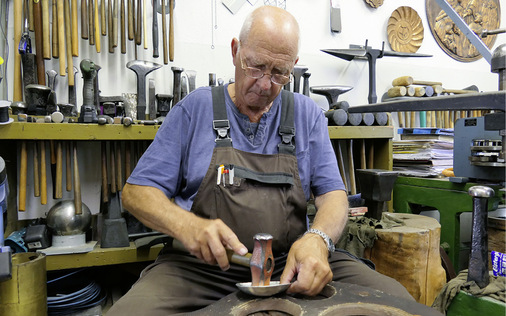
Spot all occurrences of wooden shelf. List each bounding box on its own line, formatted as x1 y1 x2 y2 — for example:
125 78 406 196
0 120 159 140
328 125 394 139
45 242 162 271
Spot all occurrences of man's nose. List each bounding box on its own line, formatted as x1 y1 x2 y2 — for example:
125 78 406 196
258 74 273 90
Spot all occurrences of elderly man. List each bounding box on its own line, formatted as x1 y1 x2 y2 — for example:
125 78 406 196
108 5 412 315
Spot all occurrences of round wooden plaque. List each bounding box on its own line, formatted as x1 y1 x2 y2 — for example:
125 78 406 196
365 0 384 9
388 6 424 53
426 0 501 62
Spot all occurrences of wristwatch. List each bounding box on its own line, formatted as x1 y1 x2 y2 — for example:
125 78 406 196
304 228 335 252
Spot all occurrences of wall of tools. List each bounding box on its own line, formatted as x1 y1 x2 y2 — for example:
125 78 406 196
0 0 504 220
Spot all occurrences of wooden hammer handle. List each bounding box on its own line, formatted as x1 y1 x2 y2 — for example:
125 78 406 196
73 142 82 215
42 0 51 59
33 142 40 197
55 141 63 199
71 0 78 56
19 142 27 211
169 0 174 61
81 0 89 39
64 0 74 85
57 0 66 76
34 0 46 84
13 0 23 101
52 0 59 57
40 141 47 205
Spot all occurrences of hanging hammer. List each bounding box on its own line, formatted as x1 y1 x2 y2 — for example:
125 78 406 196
126 60 162 120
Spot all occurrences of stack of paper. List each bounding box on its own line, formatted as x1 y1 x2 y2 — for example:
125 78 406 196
394 128 454 177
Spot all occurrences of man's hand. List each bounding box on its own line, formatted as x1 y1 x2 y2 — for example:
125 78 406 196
178 216 248 271
121 184 248 272
280 233 333 296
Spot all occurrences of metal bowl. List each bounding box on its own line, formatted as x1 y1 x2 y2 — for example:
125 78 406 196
236 281 291 297
46 200 92 236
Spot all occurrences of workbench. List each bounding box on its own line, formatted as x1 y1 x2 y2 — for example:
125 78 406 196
0 119 394 271
393 176 503 272
44 242 162 271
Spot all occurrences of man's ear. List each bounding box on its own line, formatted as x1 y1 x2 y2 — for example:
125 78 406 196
231 38 240 63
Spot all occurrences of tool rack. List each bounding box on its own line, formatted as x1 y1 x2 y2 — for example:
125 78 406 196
0 120 394 271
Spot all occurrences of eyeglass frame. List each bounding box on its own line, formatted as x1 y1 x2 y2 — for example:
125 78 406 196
239 55 293 86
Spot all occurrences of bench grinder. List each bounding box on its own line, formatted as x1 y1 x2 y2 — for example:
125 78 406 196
0 156 12 282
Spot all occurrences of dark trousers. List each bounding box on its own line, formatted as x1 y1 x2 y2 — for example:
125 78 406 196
107 249 414 315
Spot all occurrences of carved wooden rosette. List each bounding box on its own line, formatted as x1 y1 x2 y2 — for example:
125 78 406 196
426 0 501 62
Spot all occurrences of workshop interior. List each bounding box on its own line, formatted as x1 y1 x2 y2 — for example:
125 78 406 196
0 0 505 315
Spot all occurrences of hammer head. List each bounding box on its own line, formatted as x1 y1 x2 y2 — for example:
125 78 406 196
250 233 274 286
127 60 163 76
80 59 97 80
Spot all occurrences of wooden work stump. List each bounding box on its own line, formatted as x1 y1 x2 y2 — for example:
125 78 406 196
364 213 446 306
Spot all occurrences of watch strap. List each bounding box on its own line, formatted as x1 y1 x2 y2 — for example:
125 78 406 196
304 228 335 252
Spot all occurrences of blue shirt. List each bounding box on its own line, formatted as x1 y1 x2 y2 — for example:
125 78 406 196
127 84 345 211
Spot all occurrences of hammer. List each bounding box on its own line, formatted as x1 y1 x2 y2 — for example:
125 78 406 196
172 233 274 286
127 60 162 120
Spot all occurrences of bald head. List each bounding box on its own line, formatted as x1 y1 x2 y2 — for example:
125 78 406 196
239 6 300 58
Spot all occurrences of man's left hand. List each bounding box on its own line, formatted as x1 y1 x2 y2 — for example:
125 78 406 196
279 233 333 296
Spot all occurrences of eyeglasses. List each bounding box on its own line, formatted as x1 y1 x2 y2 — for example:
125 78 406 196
240 58 292 86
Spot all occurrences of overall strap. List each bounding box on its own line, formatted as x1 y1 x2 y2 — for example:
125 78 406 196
278 90 296 155
211 86 232 147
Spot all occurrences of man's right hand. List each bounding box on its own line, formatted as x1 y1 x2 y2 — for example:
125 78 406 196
177 217 248 271
121 184 248 271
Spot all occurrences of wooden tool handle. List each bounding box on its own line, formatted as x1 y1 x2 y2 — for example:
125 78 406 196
121 0 126 53
387 86 406 98
40 141 47 205
162 0 167 64
101 142 109 203
347 139 356 195
55 141 63 198
125 141 131 180
172 239 251 267
392 76 442 87
81 0 89 39
169 0 174 61
89 0 95 45
397 112 404 128
135 0 141 45
71 0 78 56
127 0 133 40
29 0 35 31
110 142 117 194
64 0 74 85
57 0 66 76
442 89 477 94
73 142 82 215
42 0 51 59
34 0 46 84
367 143 374 170
414 87 425 97
52 0 59 57
13 0 22 101
19 142 27 212
143 0 147 49
33 142 40 197
108 0 113 53
116 142 122 191
66 142 72 191
360 139 366 169
94 0 101 52
101 0 106 35
113 0 118 47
